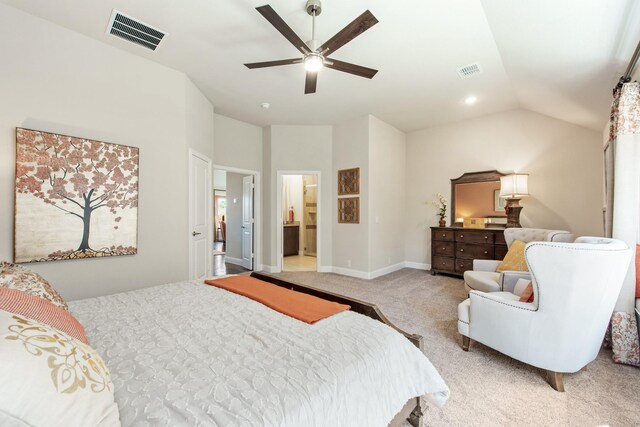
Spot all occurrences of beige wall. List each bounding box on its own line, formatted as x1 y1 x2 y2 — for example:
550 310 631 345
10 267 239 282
0 4 214 300
262 125 333 270
332 116 370 273
213 114 262 172
368 116 407 272
405 109 603 268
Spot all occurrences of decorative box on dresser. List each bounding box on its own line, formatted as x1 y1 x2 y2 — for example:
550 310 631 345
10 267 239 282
430 227 508 276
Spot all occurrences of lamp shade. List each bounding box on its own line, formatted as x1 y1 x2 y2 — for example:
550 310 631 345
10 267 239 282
500 174 529 198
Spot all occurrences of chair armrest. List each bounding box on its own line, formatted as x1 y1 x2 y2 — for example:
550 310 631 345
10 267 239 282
468 291 537 350
473 259 501 272
500 271 532 293
470 290 536 311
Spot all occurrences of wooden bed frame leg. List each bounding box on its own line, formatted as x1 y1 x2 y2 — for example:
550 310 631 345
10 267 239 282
408 397 423 427
546 370 565 392
462 335 470 351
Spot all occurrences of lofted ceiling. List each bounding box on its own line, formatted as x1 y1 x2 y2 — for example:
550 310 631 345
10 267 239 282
2 0 639 132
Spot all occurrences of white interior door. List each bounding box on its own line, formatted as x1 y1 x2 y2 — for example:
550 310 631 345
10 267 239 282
242 175 254 270
189 150 212 279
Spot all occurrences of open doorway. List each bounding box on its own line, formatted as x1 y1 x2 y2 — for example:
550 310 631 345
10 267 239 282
212 167 259 277
281 174 318 272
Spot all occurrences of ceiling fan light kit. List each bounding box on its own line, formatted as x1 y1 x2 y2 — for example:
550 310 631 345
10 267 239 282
245 1 378 94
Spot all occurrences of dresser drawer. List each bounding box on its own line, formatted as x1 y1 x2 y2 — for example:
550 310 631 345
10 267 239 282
455 243 494 260
432 241 454 257
432 256 454 272
455 231 494 244
432 229 454 241
455 259 474 274
495 244 508 260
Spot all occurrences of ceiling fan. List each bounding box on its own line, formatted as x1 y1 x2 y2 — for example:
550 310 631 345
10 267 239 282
244 1 379 94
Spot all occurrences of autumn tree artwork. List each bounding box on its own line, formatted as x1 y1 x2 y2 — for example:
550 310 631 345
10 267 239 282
14 128 139 263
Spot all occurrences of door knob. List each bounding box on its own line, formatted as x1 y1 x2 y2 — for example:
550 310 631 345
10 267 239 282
192 231 201 236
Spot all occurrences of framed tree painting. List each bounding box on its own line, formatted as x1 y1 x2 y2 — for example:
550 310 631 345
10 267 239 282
14 128 139 263
338 167 360 195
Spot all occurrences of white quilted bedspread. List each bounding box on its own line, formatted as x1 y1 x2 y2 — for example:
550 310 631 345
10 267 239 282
69 280 449 427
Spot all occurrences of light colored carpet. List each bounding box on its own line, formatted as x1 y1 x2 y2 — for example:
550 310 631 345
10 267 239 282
274 269 640 426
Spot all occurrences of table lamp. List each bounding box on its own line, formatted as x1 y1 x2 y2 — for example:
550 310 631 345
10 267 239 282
499 174 529 228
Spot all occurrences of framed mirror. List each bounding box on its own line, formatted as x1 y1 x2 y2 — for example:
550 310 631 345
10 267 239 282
450 170 507 228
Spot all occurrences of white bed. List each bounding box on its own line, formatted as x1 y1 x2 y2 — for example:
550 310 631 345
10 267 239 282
69 278 449 426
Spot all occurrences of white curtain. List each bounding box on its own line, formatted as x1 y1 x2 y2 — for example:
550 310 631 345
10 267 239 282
605 81 640 367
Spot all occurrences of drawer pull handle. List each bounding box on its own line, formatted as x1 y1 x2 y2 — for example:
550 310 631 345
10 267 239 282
484 251 488 254
484 236 488 240
442 262 446 265
442 234 446 238
460 248 464 252
460 234 464 238
459 264 464 268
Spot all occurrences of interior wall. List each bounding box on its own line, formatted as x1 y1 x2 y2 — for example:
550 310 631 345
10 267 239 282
332 116 370 273
263 125 332 270
213 114 262 172
368 116 407 272
0 4 214 300
225 172 245 261
405 108 603 268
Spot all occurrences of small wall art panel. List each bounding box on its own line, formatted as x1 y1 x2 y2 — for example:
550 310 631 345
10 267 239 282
338 197 360 224
338 167 360 195
14 128 139 263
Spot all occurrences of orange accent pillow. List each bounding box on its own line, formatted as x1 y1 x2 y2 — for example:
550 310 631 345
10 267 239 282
205 276 350 324
519 281 535 303
636 244 639 298
0 288 88 343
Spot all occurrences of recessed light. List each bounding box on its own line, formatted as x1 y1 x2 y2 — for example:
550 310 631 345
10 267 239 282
464 96 478 105
261 102 270 109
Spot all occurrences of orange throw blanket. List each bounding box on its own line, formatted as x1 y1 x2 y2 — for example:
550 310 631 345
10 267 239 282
204 276 350 324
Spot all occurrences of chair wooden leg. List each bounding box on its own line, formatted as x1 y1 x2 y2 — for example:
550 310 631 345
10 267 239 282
462 335 470 351
546 370 565 392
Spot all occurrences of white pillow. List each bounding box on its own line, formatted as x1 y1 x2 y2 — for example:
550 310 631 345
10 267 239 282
0 309 120 426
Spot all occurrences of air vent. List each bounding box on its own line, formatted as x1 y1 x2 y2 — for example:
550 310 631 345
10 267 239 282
106 10 167 51
456 63 482 78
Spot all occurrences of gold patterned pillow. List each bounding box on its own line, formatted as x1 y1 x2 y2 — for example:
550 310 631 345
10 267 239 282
0 261 68 310
496 240 529 272
0 309 120 426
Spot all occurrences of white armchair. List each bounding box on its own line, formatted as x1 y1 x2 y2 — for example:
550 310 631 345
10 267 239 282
458 237 632 391
463 228 574 293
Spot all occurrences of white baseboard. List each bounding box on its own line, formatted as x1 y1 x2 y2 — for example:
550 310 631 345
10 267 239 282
258 264 279 273
368 262 406 279
256 261 432 279
225 256 243 266
317 265 332 273
404 261 430 271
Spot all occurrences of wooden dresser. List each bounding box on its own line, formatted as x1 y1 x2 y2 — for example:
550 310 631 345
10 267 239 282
430 227 508 276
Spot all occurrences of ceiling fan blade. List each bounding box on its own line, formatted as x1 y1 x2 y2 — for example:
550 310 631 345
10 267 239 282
304 71 318 94
326 59 378 79
245 58 302 69
256 5 310 55
319 10 378 56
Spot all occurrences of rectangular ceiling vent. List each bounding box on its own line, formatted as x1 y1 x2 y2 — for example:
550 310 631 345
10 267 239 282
456 63 483 79
106 10 167 51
